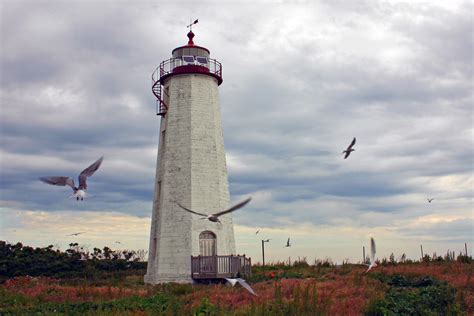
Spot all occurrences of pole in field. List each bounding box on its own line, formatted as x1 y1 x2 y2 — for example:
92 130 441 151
261 239 270 266
420 244 424 259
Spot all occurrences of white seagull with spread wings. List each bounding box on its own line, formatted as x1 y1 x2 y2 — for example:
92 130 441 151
40 156 103 201
365 237 378 272
177 197 251 223
225 278 257 296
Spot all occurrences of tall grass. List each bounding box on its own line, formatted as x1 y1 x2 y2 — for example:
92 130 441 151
1 261 471 315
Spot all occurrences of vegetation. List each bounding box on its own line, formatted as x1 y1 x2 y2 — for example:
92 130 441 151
0 241 472 315
366 274 461 315
0 241 146 282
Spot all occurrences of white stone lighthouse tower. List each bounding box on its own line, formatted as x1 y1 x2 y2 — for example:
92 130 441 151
145 29 236 284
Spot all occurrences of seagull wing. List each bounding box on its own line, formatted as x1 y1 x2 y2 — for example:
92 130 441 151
343 151 351 159
78 156 104 190
236 278 257 296
176 203 208 217
287 237 290 246
213 197 252 217
225 278 238 287
40 176 76 191
370 237 376 262
347 137 356 150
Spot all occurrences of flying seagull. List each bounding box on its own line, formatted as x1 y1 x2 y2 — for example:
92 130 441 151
365 237 377 272
40 156 104 201
67 232 85 236
176 197 251 223
284 237 291 248
255 230 259 235
427 198 434 203
225 278 257 296
342 137 356 159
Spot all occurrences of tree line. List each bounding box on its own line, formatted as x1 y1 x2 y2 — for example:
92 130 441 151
0 241 147 282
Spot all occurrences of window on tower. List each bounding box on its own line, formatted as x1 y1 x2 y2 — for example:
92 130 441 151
182 55 195 64
196 56 208 65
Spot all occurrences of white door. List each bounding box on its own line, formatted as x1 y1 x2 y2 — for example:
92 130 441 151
199 231 217 256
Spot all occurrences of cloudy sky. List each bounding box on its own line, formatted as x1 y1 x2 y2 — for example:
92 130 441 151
1 0 472 264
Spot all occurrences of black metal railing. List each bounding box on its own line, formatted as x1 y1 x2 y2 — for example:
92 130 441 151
151 57 223 116
152 57 222 85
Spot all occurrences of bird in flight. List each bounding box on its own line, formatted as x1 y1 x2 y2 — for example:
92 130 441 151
365 237 378 272
40 156 104 201
342 137 356 159
67 232 85 236
427 198 434 203
284 237 291 248
225 278 257 296
177 197 251 223
255 230 259 235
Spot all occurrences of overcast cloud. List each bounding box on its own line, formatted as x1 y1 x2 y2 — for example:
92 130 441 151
1 0 472 263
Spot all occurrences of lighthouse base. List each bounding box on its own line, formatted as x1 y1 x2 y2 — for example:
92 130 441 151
144 273 193 284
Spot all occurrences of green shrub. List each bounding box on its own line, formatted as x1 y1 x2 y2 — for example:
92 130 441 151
0 293 184 315
194 298 220 316
365 274 461 316
282 270 304 279
0 241 146 282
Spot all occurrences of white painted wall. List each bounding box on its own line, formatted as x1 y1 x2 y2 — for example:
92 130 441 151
145 74 235 284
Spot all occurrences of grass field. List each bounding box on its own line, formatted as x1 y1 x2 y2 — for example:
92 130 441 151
1 260 472 315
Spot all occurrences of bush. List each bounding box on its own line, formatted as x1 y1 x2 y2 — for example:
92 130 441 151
365 274 460 315
193 298 220 316
456 255 472 264
293 258 310 268
282 270 305 279
0 293 183 315
0 241 146 282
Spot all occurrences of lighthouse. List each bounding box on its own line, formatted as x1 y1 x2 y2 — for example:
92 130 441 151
145 26 250 284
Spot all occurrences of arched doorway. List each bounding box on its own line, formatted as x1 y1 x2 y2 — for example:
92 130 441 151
199 231 216 256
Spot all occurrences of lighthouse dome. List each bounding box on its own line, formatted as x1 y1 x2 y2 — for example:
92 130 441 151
172 31 210 58
154 30 223 87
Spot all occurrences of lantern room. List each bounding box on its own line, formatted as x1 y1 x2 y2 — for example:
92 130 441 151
151 31 223 116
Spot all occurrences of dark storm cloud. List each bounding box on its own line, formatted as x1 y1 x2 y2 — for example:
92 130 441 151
219 2 472 238
0 0 166 216
0 1 472 256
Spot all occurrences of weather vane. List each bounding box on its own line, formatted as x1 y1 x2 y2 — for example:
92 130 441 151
187 18 198 32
